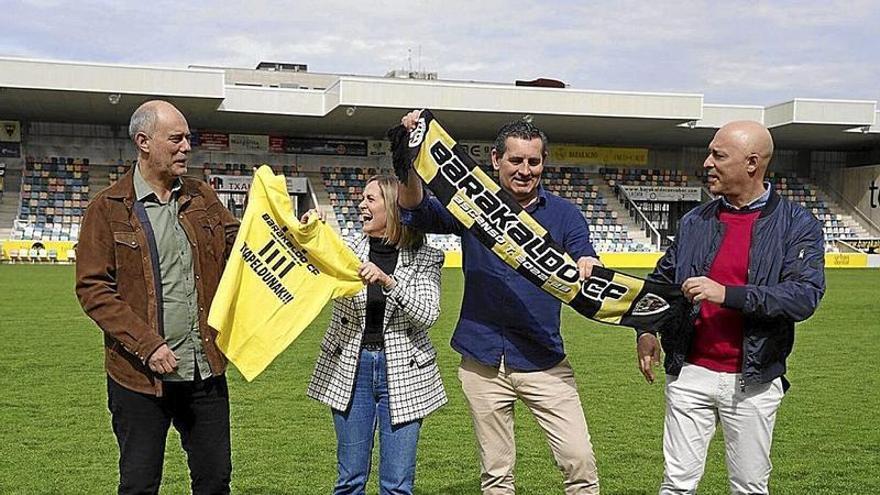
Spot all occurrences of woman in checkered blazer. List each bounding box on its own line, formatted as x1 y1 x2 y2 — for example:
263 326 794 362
307 175 447 495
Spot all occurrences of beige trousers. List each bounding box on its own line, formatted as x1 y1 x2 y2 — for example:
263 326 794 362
458 356 600 495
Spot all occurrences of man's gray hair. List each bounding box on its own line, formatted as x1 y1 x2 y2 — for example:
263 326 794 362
128 103 159 140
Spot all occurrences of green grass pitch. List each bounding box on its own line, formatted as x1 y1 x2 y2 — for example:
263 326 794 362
0 265 877 494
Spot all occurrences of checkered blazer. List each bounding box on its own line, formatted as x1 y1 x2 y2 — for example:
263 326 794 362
307 235 448 425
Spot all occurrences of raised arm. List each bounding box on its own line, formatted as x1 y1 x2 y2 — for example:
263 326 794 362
397 110 425 209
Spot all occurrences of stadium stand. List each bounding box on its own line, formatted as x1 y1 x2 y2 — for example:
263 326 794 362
600 166 866 251
317 163 662 253
4 153 868 257
597 166 699 251
1 155 875 260
0 143 873 261
322 165 378 237
319 165 464 252
12 157 89 242
693 168 861 249
318 162 874 254
602 167 690 188
767 172 857 245
541 166 650 252
107 161 133 185
109 161 301 186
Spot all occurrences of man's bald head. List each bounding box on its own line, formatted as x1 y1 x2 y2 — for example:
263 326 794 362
128 100 185 142
717 120 774 171
704 120 775 207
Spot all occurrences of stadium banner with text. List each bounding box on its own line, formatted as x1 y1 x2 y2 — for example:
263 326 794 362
284 137 367 156
367 139 391 156
230 134 269 153
0 142 20 158
621 185 701 202
196 131 230 151
551 145 648 166
269 136 286 153
208 174 308 194
839 238 880 251
824 252 868 268
1 120 21 142
393 110 689 331
460 141 493 164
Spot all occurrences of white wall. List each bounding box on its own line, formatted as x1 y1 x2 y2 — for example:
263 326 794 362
0 58 224 98
820 164 880 228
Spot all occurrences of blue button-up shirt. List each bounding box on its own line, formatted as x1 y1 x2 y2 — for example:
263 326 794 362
720 182 772 211
401 186 597 371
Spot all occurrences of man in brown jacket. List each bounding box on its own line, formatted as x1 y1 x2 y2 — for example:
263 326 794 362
76 100 239 494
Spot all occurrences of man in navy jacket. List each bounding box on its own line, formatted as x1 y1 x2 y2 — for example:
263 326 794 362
637 121 825 495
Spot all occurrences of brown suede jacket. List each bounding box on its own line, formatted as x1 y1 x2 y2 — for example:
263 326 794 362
75 170 239 396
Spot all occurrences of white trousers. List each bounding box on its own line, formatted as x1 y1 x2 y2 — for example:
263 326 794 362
660 363 785 495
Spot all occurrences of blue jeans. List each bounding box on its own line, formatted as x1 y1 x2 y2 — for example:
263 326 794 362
332 349 422 495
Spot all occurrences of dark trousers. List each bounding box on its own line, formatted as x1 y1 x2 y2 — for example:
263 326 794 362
107 375 232 495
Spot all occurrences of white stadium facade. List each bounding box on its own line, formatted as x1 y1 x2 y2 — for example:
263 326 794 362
1 56 879 267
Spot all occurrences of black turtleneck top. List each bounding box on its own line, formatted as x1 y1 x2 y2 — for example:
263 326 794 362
362 236 399 346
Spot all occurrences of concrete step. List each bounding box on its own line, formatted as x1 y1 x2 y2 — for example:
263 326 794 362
1 168 23 240
2 167 22 193
591 178 652 246
810 184 873 238
807 182 875 237
0 198 19 213
0 192 21 239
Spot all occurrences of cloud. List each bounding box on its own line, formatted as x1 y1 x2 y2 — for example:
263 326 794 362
702 60 848 91
754 0 878 27
0 0 878 104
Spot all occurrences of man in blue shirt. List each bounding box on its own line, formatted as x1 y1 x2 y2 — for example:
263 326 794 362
398 110 603 495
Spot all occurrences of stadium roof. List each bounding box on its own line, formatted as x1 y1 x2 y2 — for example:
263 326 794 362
1 56 878 150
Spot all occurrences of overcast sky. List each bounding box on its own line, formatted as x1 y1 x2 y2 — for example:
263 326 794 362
2 0 878 106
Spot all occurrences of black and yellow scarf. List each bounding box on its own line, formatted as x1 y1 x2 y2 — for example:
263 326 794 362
389 110 688 332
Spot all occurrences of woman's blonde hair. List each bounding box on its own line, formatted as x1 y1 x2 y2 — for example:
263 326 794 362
366 174 424 249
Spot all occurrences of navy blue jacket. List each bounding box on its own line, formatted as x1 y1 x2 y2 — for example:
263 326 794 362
644 188 825 387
